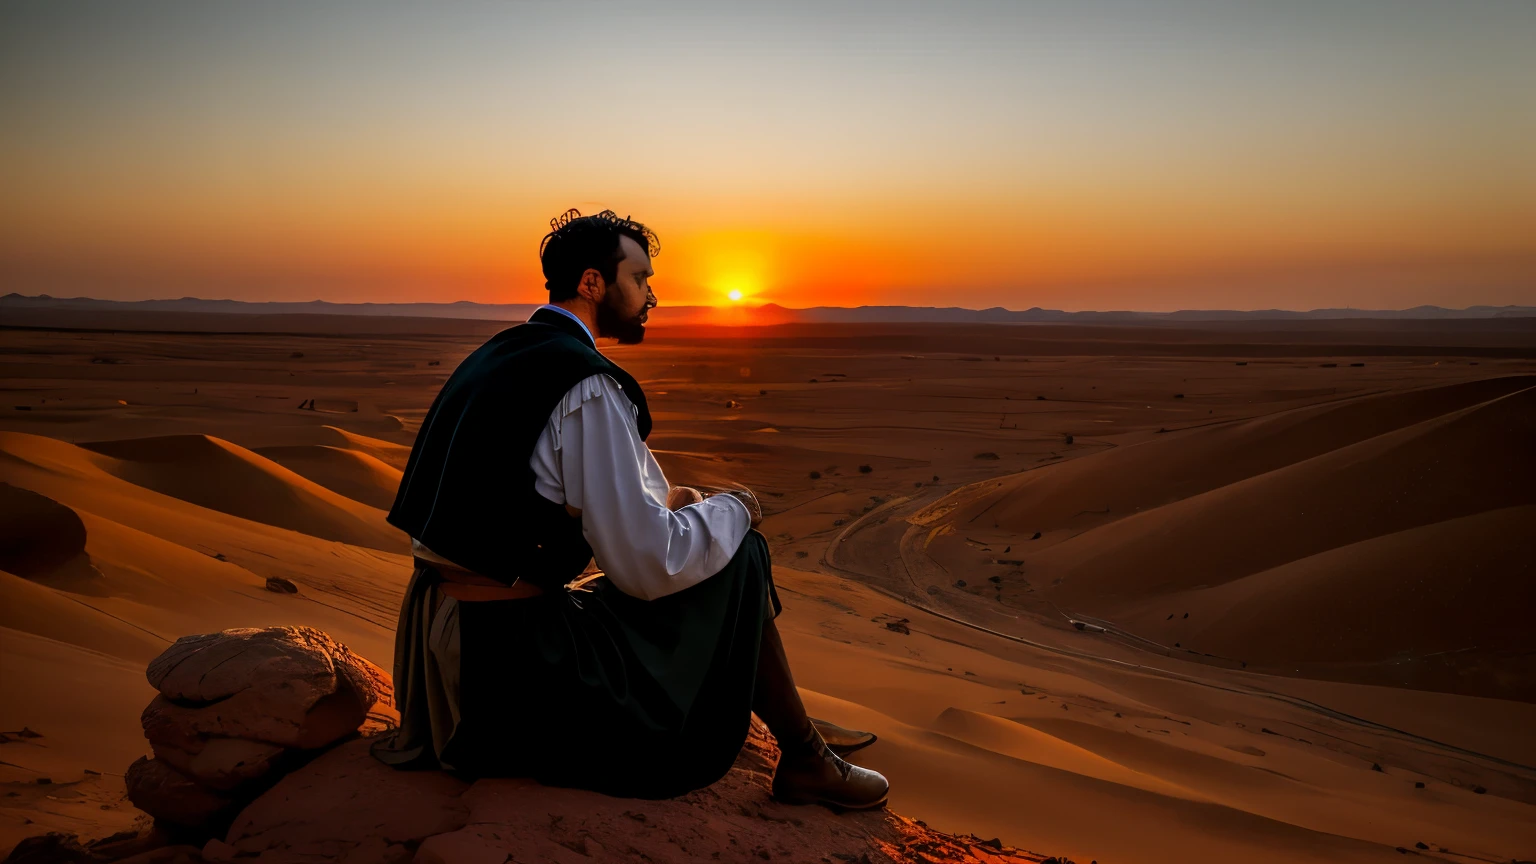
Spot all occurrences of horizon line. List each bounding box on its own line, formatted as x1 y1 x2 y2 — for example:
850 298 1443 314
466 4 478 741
5 292 1534 317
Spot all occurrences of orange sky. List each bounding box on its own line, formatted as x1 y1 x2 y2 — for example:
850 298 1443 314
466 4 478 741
2 2 1533 311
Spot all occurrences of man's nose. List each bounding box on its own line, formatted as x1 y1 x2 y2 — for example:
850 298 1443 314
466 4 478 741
645 287 657 309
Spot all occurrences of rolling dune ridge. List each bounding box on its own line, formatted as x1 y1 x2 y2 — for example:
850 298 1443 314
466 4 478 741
917 379 1536 698
254 444 404 510
80 434 403 551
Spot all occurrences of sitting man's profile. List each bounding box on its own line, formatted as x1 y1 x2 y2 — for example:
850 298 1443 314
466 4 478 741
371 208 889 810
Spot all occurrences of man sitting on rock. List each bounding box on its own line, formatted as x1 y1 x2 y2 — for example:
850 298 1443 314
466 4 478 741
372 208 888 810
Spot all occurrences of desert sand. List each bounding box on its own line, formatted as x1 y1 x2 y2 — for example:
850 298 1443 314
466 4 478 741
2 313 1534 863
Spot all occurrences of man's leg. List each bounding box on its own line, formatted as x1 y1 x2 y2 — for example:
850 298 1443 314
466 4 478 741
751 616 816 746
752 617 889 809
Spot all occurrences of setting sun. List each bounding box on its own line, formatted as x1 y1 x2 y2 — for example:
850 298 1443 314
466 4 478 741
728 290 743 302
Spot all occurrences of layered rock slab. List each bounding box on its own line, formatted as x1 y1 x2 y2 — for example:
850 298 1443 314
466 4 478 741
128 628 395 832
143 627 392 750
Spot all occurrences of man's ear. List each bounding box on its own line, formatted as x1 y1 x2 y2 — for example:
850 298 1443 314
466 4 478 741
577 268 606 303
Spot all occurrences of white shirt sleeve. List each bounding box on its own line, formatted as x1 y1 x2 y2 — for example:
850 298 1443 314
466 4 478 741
529 374 752 600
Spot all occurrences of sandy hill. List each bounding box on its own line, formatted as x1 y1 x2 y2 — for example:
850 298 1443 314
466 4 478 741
252 426 411 511
78 434 403 552
0 431 410 659
0 429 418 853
0 483 88 577
3 324 1534 863
952 375 1534 537
252 445 403 511
10 419 1532 862
307 425 413 471
918 378 1536 699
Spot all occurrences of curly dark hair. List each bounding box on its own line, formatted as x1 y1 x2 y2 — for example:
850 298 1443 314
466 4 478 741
538 209 660 302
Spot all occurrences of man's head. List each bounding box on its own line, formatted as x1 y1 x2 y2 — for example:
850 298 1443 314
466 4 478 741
539 209 659 344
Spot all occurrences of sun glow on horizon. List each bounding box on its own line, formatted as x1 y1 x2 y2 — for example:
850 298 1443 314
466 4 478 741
706 272 762 306
683 229 782 307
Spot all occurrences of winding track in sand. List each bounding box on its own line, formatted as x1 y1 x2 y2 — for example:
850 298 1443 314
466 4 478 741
819 406 1536 782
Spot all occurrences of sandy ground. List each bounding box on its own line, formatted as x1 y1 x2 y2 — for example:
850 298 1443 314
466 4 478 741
2 314 1534 863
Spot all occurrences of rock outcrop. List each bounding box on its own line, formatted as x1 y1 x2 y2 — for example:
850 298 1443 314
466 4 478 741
126 628 395 834
51 626 1060 864
212 720 1052 864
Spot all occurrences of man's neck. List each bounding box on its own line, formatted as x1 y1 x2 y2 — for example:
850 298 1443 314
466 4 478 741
550 299 600 343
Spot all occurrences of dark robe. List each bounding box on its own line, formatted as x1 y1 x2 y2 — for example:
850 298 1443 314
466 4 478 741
385 307 652 591
371 308 780 799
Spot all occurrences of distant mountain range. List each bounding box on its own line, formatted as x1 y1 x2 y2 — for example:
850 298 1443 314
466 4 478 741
3 292 1533 323
749 302 1536 323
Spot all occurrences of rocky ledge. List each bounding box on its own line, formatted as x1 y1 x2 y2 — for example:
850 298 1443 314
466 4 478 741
7 627 1063 864
202 718 1057 864
128 627 396 834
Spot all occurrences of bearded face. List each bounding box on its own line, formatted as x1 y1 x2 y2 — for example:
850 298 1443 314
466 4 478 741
597 297 646 344
595 234 656 345
597 284 648 344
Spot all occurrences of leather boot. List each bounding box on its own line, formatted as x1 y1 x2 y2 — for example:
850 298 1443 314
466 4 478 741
771 728 889 810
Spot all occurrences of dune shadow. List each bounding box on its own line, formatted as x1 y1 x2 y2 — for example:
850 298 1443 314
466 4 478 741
0 481 111 594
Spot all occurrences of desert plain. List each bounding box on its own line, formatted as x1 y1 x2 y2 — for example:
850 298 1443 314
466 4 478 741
1 312 1534 863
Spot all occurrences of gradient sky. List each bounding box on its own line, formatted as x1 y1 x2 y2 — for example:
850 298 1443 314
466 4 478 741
3 1 1533 311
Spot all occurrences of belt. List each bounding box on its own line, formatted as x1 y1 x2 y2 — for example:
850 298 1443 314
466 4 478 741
415 557 545 602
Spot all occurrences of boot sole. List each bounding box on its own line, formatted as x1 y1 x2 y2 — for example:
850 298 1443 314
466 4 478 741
826 736 877 756
771 792 889 811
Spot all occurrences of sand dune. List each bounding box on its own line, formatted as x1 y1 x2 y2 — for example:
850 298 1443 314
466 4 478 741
3 320 1534 861
1032 383 1534 598
79 434 403 551
928 706 1199 799
0 431 412 852
797 691 1401 864
917 380 1536 697
779 577 1536 863
0 627 156 843
0 483 88 576
308 425 413 471
0 568 166 662
938 375 1535 547
1115 506 1536 691
254 444 403 509
0 494 404 676
0 432 410 649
